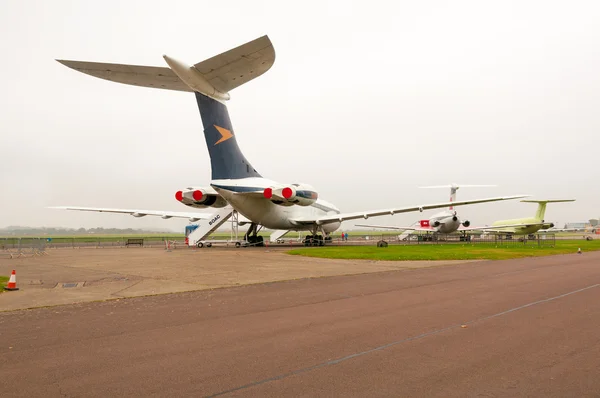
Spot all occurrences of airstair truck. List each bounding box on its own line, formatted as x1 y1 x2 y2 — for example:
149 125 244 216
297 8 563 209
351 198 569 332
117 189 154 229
185 207 239 247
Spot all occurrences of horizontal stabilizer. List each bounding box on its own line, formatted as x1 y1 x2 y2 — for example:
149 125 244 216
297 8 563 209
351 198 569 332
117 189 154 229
56 61 193 92
192 35 275 93
56 35 275 96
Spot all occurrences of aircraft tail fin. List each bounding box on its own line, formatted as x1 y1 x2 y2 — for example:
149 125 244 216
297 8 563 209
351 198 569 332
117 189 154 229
195 92 262 180
521 199 575 220
420 184 496 211
57 36 276 181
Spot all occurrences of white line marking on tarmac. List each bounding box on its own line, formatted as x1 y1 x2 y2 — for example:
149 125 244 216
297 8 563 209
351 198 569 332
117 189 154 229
206 283 600 397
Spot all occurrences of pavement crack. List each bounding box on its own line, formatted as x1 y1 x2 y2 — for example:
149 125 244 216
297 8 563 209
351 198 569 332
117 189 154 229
110 279 145 297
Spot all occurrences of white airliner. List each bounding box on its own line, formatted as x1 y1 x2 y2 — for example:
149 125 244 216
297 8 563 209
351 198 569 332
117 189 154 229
54 36 528 246
356 184 496 234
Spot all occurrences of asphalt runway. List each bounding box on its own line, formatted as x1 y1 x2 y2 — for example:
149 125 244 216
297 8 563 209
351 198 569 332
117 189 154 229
1 252 599 397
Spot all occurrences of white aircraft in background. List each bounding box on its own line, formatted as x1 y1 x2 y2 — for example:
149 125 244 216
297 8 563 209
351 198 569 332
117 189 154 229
356 184 496 234
359 198 575 240
53 36 528 246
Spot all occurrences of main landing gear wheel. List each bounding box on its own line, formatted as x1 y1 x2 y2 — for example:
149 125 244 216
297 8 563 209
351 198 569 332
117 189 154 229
244 223 265 247
247 235 265 247
303 235 324 246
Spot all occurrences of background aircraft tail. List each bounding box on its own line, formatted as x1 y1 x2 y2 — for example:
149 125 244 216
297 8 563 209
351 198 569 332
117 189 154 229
195 93 262 180
521 199 576 220
420 184 496 211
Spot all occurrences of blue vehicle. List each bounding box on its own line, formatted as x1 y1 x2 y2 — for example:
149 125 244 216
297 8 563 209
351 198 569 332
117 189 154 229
185 224 199 245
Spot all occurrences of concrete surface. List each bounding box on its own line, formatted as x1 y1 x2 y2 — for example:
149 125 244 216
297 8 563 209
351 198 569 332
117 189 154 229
1 251 599 397
0 247 471 311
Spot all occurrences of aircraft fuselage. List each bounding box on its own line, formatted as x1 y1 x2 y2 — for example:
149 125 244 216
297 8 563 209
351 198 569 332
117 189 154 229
213 177 341 232
492 217 547 235
428 210 463 234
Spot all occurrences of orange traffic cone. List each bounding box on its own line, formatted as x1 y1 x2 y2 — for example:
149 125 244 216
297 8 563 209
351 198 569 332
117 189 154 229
4 270 19 291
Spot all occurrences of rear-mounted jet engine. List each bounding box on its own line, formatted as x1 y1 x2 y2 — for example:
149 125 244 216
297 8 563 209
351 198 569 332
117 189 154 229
263 183 318 206
175 187 228 209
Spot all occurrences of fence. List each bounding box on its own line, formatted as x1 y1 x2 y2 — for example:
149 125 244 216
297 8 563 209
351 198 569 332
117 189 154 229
0 233 574 252
1 237 49 258
362 233 557 247
0 237 185 252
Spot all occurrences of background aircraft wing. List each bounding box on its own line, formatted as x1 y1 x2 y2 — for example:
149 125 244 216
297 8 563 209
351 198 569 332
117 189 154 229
291 195 528 225
459 223 545 232
539 227 579 233
354 224 433 231
50 206 214 222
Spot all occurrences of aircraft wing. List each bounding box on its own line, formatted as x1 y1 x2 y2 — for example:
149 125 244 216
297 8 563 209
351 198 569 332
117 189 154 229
49 206 215 222
538 228 579 233
291 195 528 225
354 224 433 231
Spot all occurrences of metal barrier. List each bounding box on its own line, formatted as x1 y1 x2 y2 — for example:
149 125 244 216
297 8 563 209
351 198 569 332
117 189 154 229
359 233 558 247
0 232 580 252
0 236 182 251
1 237 48 258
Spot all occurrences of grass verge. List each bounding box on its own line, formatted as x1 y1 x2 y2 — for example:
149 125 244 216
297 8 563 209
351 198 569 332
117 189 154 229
287 240 600 261
0 276 9 293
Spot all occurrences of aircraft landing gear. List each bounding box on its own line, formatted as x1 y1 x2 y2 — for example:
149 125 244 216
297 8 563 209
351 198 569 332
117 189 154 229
244 223 265 247
303 234 325 246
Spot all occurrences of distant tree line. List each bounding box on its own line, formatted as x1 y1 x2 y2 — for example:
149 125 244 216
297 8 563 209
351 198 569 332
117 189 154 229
0 226 175 236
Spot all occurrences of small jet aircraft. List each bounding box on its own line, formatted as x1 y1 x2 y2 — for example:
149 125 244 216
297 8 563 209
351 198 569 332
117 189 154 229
53 36 528 246
356 184 496 234
476 199 576 236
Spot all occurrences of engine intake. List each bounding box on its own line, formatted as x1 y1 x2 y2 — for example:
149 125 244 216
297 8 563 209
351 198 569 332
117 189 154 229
462 220 471 227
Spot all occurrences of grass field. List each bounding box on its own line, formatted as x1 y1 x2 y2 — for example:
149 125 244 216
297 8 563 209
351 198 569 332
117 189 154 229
288 240 600 261
0 276 9 293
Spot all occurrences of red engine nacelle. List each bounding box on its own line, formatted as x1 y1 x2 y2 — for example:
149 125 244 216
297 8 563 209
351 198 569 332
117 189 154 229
175 188 227 208
263 184 318 206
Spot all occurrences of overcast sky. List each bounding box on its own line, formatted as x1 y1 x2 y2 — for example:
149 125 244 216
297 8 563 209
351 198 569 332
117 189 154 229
1 0 598 232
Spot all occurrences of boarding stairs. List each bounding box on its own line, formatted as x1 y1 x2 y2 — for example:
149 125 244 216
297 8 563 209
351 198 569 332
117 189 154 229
187 206 235 247
269 229 290 243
